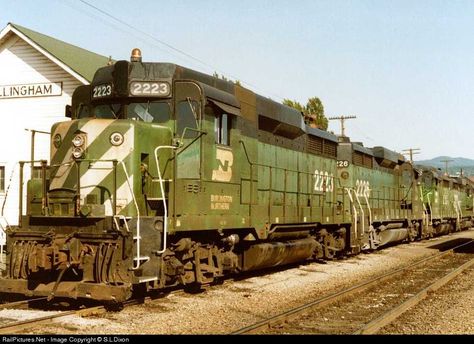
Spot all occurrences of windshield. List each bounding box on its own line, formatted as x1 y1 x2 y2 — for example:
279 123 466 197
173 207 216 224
93 103 122 119
128 102 170 123
84 101 171 123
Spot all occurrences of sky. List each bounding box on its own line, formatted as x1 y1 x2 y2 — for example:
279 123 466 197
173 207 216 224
1 0 474 160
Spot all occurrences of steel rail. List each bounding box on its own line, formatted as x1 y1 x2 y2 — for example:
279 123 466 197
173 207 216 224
354 255 474 334
0 297 48 310
0 290 187 334
0 306 106 334
231 238 474 334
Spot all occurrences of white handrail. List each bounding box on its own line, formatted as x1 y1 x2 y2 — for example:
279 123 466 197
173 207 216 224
1 162 19 217
0 216 9 264
344 188 358 241
419 186 428 227
427 196 433 226
119 161 142 270
363 189 372 226
154 145 179 255
352 189 365 236
453 199 461 228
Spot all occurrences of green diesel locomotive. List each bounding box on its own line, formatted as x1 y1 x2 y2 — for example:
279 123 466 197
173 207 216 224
1 50 472 302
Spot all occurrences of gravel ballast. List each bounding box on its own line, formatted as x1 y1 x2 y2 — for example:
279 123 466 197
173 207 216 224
12 229 474 335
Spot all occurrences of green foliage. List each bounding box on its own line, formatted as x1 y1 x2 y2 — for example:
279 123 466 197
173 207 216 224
283 97 328 130
213 72 241 85
283 99 305 113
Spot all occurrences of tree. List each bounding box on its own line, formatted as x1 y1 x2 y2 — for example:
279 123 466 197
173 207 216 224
283 99 305 113
306 97 328 130
213 72 241 86
283 97 328 130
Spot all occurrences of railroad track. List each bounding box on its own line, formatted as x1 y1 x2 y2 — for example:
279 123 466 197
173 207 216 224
231 238 474 334
0 294 169 334
0 297 48 310
1 235 472 334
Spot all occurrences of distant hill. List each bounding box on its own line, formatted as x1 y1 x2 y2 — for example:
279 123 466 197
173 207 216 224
415 156 474 177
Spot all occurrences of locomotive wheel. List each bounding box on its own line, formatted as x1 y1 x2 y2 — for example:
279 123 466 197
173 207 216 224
322 233 338 260
408 223 417 242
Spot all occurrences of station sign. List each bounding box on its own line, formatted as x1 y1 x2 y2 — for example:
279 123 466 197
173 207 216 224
0 82 63 99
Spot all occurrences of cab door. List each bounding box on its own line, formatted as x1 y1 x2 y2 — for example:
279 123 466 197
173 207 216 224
172 81 203 224
174 81 203 180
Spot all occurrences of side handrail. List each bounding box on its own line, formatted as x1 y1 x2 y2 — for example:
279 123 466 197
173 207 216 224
427 195 433 226
1 162 19 217
453 197 461 227
154 145 179 255
363 188 373 226
352 188 365 236
0 216 9 264
118 161 142 270
419 186 429 227
344 188 358 241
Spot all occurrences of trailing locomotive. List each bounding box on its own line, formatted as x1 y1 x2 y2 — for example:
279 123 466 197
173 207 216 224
1 49 473 302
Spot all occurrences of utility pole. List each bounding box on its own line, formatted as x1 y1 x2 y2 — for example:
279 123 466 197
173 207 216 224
440 159 454 175
328 115 356 137
402 148 421 163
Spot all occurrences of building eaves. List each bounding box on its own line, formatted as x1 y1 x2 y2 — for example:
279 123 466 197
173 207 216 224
7 23 111 83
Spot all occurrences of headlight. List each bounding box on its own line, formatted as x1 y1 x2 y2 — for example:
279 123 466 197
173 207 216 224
72 135 85 147
53 134 62 148
72 147 84 159
110 132 124 146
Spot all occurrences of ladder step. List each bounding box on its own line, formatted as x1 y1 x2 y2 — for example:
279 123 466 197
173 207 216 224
137 276 158 283
133 256 150 262
133 236 141 240
147 198 164 201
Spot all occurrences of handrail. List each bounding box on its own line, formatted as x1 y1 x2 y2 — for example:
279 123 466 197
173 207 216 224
344 188 358 242
118 161 142 270
363 189 372 226
0 216 9 263
453 197 461 228
352 188 365 236
427 195 433 226
154 145 179 255
1 162 19 217
457 199 463 219
419 186 428 227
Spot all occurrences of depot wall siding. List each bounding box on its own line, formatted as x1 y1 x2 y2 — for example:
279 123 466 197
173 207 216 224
0 35 82 231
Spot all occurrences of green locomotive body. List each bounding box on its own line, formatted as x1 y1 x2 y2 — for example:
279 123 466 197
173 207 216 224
1 51 473 302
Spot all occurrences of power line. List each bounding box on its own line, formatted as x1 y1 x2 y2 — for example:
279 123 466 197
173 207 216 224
77 0 285 101
402 148 421 163
328 115 357 137
78 0 214 71
440 159 454 175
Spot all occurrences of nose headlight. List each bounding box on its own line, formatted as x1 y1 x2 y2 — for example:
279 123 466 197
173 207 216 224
72 147 84 159
110 132 124 146
53 134 62 148
72 135 85 147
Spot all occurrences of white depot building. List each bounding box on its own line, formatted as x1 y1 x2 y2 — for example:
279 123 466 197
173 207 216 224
0 23 110 243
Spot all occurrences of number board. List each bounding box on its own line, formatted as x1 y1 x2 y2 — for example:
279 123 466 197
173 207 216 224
92 84 113 99
130 81 171 97
337 160 350 168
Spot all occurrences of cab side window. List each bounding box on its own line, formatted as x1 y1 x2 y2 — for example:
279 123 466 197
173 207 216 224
215 113 231 146
177 100 199 139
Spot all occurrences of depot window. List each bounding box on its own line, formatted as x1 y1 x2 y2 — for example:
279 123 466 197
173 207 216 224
0 166 5 193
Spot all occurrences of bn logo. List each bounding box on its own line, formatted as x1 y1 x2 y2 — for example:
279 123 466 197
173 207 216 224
212 148 233 182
